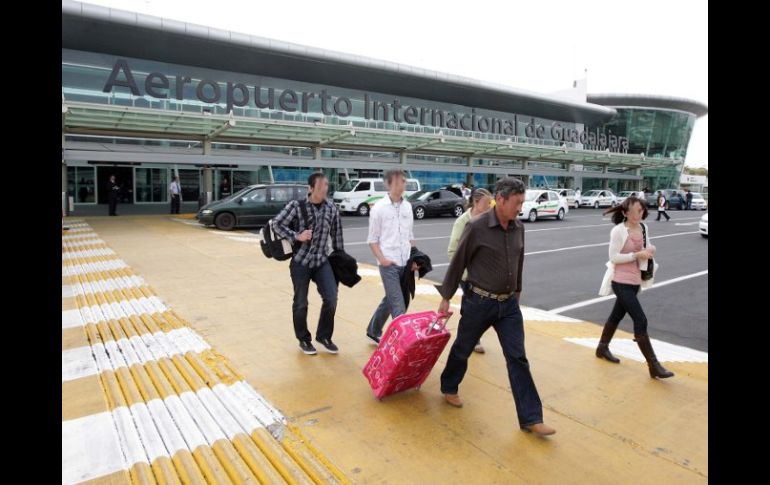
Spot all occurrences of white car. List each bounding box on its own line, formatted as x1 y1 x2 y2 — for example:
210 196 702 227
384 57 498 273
616 190 644 204
557 189 580 209
690 192 708 210
699 213 708 237
580 189 617 209
519 189 570 222
332 177 421 216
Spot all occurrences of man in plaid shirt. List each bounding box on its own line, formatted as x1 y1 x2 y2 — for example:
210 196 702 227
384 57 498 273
272 172 345 355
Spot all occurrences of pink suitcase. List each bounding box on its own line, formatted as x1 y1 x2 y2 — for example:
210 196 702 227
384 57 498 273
362 311 453 400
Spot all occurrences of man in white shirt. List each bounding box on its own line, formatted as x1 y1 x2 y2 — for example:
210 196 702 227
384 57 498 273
366 170 418 344
169 176 181 214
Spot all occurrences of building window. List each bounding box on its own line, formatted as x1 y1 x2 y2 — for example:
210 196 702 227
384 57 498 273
136 168 169 203
67 166 96 204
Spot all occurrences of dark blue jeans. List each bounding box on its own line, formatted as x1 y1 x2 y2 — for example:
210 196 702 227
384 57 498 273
289 260 338 342
608 281 648 335
440 291 544 428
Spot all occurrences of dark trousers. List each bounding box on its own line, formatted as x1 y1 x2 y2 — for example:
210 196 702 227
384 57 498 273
289 260 338 342
607 281 648 334
656 209 670 221
170 194 180 214
440 290 543 428
108 195 118 216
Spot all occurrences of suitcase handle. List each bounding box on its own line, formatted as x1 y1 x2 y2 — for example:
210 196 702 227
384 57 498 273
425 311 453 335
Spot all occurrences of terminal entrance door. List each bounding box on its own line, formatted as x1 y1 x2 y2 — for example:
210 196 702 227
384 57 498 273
97 166 134 204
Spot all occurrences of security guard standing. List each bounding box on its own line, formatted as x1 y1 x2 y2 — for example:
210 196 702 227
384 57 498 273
169 176 181 214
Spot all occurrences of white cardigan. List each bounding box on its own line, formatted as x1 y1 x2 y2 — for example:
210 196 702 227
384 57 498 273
598 222 659 296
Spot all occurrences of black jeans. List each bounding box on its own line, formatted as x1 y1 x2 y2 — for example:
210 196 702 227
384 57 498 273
607 281 648 334
656 209 670 221
289 260 338 342
170 194 180 214
440 290 543 428
108 195 118 216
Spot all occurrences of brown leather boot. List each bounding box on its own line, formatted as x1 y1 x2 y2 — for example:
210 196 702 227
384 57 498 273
634 334 674 379
595 322 620 363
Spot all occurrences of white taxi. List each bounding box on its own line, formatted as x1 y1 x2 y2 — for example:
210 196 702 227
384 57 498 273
519 189 570 222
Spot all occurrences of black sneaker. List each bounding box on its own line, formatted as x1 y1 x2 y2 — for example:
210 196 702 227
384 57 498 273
366 333 380 345
315 338 339 354
299 340 317 355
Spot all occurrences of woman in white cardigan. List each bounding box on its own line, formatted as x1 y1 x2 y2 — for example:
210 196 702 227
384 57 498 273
597 196 674 379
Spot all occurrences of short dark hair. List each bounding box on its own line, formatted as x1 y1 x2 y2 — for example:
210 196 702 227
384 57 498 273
494 177 527 199
604 195 649 224
384 170 407 184
308 172 327 188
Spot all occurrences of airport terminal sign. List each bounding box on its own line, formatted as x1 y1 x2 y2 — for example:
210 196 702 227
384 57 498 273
103 59 629 152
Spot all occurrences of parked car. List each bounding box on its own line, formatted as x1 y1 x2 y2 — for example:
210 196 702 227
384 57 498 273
616 190 645 204
519 189 570 222
699 213 708 238
557 189 579 209
579 189 617 208
333 177 421 216
646 189 686 210
408 189 465 219
690 192 708 210
196 184 305 230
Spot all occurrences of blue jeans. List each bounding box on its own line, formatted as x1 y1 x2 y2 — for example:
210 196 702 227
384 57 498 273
440 291 543 428
289 260 338 342
366 264 407 338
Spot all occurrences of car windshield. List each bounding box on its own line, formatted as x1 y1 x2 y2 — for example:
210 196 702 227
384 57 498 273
525 191 540 201
584 190 602 197
225 186 257 202
338 179 359 192
692 193 704 199
408 190 433 201
620 191 634 196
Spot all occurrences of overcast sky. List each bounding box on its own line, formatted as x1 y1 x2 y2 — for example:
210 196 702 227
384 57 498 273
79 0 708 168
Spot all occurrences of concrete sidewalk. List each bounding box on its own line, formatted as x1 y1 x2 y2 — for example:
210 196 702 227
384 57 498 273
63 214 707 484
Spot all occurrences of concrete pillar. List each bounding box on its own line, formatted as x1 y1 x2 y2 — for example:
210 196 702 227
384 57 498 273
202 167 213 204
314 147 322 161
602 165 609 189
400 151 407 165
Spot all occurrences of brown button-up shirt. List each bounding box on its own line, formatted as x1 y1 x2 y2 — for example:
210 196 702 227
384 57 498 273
438 208 524 300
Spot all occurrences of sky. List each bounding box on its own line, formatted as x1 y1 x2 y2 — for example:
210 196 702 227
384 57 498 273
77 0 708 168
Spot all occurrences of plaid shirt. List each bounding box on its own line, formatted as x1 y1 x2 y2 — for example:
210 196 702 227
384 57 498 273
272 198 344 268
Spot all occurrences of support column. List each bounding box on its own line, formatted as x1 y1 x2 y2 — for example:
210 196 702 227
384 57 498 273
465 156 474 186
602 165 610 189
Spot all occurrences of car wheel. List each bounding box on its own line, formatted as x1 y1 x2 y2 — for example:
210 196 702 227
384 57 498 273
557 208 565 220
453 205 464 217
528 210 537 222
214 212 236 231
414 207 426 220
357 204 369 216
574 201 580 209
701 234 708 238
594 202 599 209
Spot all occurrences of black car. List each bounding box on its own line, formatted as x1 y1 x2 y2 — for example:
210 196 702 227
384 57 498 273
196 184 306 230
646 189 686 210
408 189 465 220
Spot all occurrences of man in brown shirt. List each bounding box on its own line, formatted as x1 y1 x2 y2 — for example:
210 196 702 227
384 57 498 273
437 177 555 437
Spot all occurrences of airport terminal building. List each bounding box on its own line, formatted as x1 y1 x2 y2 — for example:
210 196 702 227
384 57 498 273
62 0 708 212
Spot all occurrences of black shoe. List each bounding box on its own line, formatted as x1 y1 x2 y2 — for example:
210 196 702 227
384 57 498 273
316 338 339 354
366 333 380 345
299 340 317 355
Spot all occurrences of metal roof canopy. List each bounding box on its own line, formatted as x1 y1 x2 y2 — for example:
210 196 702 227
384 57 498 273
62 101 677 171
